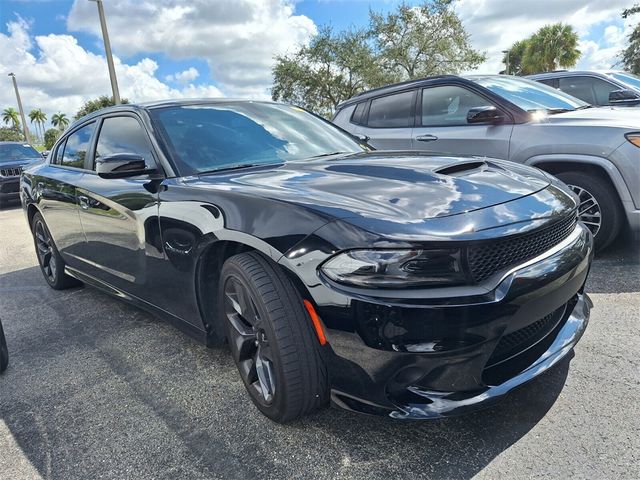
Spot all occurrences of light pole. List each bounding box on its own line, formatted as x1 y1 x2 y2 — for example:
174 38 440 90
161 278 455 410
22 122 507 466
7 73 31 143
502 49 510 75
89 0 121 104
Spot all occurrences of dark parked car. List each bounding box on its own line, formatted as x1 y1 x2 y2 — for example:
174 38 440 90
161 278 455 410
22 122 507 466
0 142 42 207
21 100 593 422
0 318 8 373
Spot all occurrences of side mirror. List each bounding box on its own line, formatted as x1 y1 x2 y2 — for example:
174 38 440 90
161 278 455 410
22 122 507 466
96 153 155 179
609 89 639 104
467 106 505 125
355 133 370 143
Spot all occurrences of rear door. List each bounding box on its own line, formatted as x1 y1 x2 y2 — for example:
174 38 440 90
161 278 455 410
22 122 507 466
411 85 513 159
74 114 161 297
38 122 96 267
357 90 416 150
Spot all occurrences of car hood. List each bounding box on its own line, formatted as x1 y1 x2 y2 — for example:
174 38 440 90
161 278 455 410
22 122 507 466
192 152 551 223
0 157 42 169
543 106 640 128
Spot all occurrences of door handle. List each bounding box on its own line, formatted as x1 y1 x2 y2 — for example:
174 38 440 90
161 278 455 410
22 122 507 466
78 195 90 209
415 134 438 142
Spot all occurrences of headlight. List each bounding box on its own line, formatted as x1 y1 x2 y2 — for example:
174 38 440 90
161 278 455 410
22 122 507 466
625 133 640 148
320 249 465 288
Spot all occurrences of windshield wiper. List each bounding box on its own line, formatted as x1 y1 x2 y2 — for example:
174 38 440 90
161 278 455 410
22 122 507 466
310 151 350 159
545 108 574 114
197 163 263 175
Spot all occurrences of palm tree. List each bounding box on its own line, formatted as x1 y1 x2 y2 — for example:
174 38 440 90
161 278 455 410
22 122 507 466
51 112 69 132
521 23 580 74
2 107 20 129
29 109 47 142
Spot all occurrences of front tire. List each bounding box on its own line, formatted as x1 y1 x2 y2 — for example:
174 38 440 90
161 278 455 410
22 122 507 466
219 252 328 422
31 212 79 290
556 171 623 251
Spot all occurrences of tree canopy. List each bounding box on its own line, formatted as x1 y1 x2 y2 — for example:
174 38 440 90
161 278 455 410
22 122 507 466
620 5 640 74
74 95 129 120
504 23 580 75
272 0 485 117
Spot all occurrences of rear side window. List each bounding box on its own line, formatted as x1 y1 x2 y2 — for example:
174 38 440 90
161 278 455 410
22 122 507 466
537 78 559 88
61 122 96 169
351 102 367 125
557 76 618 106
95 116 154 169
367 91 414 128
421 86 492 127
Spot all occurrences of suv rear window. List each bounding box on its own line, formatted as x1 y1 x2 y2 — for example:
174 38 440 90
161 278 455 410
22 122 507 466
351 102 367 125
367 91 414 128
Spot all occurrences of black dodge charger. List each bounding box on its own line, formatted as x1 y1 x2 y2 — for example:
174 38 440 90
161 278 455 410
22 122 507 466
21 100 593 422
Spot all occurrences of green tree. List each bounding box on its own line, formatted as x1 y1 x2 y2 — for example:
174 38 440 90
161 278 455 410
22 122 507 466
29 108 47 142
501 40 529 75
369 0 486 80
74 95 129 120
620 4 640 74
44 128 61 150
272 27 391 118
271 0 485 117
0 126 23 142
521 23 580 74
2 107 20 129
51 112 70 131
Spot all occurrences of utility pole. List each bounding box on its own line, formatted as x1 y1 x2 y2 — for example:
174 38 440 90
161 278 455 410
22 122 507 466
89 0 121 104
7 73 31 143
502 50 510 75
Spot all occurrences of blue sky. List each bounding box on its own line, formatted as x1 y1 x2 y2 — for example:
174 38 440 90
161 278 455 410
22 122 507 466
0 0 634 127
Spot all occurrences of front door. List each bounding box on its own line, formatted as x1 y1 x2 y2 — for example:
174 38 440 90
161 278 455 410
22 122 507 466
411 85 513 159
74 114 161 297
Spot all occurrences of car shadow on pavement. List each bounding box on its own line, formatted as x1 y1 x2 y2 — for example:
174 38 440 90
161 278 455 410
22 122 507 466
0 264 578 480
586 230 640 294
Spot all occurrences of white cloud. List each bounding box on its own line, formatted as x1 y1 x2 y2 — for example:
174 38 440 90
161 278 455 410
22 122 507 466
454 0 633 74
165 67 199 84
0 16 223 129
66 0 317 97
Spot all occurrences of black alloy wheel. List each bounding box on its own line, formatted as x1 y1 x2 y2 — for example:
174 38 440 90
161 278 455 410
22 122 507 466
219 252 328 422
31 212 79 290
224 275 277 404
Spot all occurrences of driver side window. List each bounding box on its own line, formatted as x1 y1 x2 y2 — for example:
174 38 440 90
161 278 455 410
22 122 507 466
94 116 154 170
421 86 493 127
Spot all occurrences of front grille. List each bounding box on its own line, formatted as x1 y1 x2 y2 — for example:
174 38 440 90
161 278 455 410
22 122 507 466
0 166 22 177
467 214 577 283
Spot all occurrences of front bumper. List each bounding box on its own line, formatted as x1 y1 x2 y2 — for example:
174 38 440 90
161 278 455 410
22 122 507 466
0 178 20 202
318 223 593 419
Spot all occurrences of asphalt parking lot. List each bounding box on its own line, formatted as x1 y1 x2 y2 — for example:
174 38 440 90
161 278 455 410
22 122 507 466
0 203 638 480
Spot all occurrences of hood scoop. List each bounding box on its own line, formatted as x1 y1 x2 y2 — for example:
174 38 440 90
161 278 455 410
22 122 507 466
434 160 487 176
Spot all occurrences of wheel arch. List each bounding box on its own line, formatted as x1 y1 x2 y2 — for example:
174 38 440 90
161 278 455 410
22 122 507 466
26 202 41 228
194 237 312 346
525 155 633 205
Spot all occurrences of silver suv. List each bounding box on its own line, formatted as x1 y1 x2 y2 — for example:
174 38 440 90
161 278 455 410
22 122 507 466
527 70 640 107
334 75 640 250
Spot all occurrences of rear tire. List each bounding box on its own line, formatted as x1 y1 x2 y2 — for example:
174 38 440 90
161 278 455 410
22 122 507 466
31 212 80 290
0 319 8 373
219 252 328 422
556 171 623 251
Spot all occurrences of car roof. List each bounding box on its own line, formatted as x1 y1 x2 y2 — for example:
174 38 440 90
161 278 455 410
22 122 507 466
336 75 467 109
525 70 622 80
69 99 289 128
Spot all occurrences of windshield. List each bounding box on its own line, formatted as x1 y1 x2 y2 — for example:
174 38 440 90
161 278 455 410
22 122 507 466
0 143 40 162
150 102 365 175
472 76 589 112
609 72 640 91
